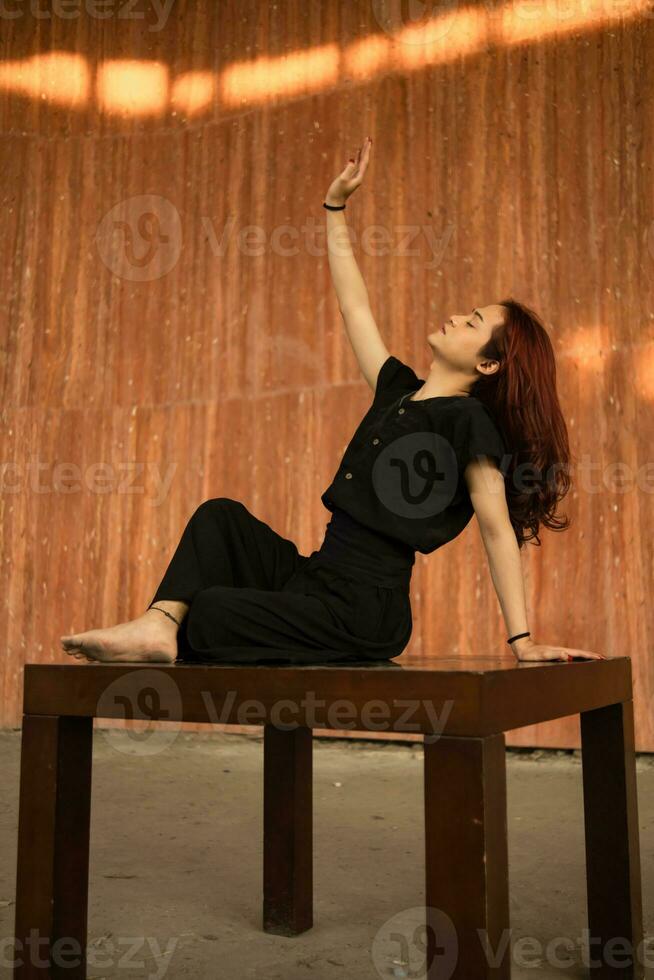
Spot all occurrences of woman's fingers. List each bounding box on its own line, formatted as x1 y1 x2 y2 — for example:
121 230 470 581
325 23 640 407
517 644 605 662
351 137 371 175
556 646 602 660
566 648 605 661
64 646 94 663
557 649 603 661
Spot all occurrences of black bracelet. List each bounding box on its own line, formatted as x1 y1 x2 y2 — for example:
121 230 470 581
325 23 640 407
507 631 530 645
323 201 346 211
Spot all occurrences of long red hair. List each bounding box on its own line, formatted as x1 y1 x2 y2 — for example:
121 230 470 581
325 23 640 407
468 297 572 548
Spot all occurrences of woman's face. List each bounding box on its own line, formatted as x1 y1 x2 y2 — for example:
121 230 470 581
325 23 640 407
428 303 506 375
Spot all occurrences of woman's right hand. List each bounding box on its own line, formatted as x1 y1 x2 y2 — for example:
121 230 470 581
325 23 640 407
325 136 372 206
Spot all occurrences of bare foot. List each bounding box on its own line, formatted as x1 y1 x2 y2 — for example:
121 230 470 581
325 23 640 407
60 610 179 664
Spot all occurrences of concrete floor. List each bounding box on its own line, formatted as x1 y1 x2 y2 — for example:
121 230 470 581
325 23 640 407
0 729 652 980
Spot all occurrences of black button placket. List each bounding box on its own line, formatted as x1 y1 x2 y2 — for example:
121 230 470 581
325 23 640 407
369 391 413 451
396 391 412 415
343 391 414 481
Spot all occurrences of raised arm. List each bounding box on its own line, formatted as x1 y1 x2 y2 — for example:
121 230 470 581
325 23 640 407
324 137 389 392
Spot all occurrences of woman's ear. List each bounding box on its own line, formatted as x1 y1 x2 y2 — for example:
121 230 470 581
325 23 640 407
476 358 501 377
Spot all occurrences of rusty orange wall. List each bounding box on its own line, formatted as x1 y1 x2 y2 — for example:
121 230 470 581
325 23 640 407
1 1 652 749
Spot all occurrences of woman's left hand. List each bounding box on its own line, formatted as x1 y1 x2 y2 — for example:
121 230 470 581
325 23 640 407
511 638 606 662
325 136 372 206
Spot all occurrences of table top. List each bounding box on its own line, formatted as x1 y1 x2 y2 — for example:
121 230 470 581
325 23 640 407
22 656 633 737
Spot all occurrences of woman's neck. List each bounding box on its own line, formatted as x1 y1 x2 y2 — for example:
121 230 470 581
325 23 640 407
411 365 472 400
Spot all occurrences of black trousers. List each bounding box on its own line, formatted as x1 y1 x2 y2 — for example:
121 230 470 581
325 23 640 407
147 497 415 665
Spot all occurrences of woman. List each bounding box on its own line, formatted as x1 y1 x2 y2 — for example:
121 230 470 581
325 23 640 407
61 137 604 666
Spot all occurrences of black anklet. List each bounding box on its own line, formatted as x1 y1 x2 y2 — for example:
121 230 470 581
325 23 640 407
149 605 181 627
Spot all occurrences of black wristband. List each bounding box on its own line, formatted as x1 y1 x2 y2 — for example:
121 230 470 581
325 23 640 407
323 201 346 211
507 631 530 645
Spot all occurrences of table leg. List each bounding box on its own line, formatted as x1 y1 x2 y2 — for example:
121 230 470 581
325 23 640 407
262 723 312 935
580 700 644 979
424 733 511 979
13 714 93 979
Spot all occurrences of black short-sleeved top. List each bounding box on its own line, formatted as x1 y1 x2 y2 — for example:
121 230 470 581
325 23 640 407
320 354 510 555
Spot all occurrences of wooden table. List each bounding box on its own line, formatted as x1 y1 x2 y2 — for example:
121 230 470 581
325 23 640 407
13 655 644 978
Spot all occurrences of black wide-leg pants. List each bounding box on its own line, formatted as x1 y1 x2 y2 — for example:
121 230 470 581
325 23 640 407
147 497 415 665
